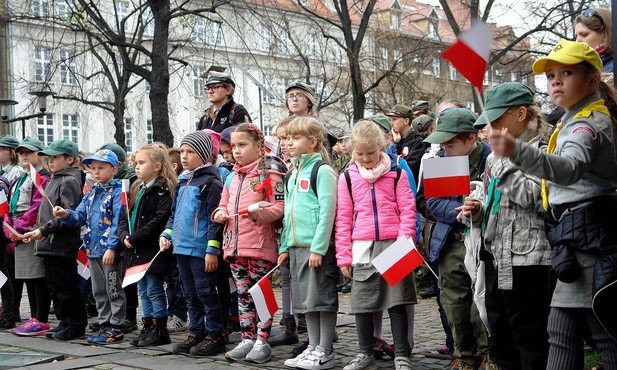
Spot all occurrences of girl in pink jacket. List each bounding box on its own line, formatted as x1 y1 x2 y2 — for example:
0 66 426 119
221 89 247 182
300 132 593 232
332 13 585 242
335 120 417 370
212 123 285 364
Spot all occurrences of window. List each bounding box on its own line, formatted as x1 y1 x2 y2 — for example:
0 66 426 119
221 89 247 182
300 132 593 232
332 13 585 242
393 50 402 72
510 72 517 82
124 118 133 153
192 17 205 43
276 27 291 55
260 25 273 52
380 47 388 70
62 114 79 145
329 44 342 62
262 74 275 104
60 50 78 85
521 74 528 85
483 71 489 86
428 22 437 38
142 7 154 37
115 0 131 33
193 66 205 97
391 13 400 30
449 64 457 80
466 101 475 111
33 0 50 17
56 0 71 20
206 22 222 45
432 59 441 77
146 120 153 144
35 47 52 82
37 114 54 146
307 33 318 55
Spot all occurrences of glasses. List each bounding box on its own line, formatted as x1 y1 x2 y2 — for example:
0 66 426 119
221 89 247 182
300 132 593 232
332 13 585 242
206 85 226 92
286 92 306 101
582 9 605 28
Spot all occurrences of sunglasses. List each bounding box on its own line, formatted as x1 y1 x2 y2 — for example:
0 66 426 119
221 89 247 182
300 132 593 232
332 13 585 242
582 9 605 28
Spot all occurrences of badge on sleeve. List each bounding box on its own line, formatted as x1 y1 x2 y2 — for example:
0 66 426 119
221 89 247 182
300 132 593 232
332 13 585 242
298 178 310 192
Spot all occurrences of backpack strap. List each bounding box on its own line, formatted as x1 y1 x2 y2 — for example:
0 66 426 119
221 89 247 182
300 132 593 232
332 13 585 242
344 170 352 202
224 171 235 190
310 160 326 198
394 167 401 193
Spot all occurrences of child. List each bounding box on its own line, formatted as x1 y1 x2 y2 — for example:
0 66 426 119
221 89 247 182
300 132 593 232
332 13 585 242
22 139 87 340
278 117 338 370
489 40 617 369
219 126 236 170
119 143 176 346
53 149 127 344
336 120 417 370
0 135 22 182
8 137 50 336
212 123 285 363
159 131 226 356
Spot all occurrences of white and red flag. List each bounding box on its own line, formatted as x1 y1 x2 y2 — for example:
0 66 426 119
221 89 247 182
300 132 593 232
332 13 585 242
121 179 130 206
249 274 279 323
77 248 90 280
441 21 493 92
0 190 9 217
236 201 272 216
122 250 161 288
372 236 424 287
422 156 470 199
0 270 7 289
29 164 51 207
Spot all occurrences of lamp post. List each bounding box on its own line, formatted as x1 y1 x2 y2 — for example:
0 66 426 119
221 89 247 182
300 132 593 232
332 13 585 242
0 89 54 139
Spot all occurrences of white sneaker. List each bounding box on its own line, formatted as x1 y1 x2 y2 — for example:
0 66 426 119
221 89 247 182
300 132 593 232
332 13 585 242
343 353 377 370
284 345 314 368
394 356 413 370
246 340 272 363
225 339 254 361
166 315 188 332
296 345 336 370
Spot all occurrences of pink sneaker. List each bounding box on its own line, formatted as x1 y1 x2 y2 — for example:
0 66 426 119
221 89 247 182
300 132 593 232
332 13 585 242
12 317 50 336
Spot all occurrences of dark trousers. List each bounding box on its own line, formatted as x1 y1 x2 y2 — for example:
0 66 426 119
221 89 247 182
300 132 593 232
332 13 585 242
24 278 50 323
124 282 138 322
0 243 14 315
165 257 187 321
485 260 553 370
7 253 28 319
176 254 223 336
357 305 409 357
44 256 87 329
216 254 231 329
429 258 454 350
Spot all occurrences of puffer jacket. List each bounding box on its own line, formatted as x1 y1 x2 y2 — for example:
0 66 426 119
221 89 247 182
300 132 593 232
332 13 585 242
335 154 417 267
214 160 284 263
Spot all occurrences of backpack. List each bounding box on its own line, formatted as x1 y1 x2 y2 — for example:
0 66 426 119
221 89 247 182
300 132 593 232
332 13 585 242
282 160 327 197
343 165 402 203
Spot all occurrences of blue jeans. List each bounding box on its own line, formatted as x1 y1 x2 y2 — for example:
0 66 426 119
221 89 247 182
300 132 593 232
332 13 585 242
176 254 223 336
138 273 167 318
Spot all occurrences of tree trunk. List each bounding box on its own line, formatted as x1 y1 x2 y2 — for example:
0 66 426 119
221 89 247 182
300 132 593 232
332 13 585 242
350 54 366 122
113 97 126 150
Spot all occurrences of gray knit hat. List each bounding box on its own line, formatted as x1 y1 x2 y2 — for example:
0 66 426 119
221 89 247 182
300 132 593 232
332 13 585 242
180 131 213 164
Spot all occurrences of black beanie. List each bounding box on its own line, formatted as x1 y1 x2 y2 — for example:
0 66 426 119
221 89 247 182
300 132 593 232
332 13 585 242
181 131 213 164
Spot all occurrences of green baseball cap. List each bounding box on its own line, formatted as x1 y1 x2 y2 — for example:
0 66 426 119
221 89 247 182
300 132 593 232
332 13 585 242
98 142 126 162
16 137 45 152
412 100 430 112
369 114 392 133
0 135 20 150
386 104 414 121
474 82 535 128
39 139 79 158
424 108 478 144
412 115 434 132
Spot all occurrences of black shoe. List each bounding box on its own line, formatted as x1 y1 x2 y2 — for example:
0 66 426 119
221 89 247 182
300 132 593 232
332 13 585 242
292 340 309 356
341 281 352 293
123 319 138 333
45 325 65 339
138 317 170 347
189 335 226 356
297 313 307 334
419 287 437 299
173 333 204 354
0 313 17 330
52 326 85 341
269 316 299 347
131 317 153 346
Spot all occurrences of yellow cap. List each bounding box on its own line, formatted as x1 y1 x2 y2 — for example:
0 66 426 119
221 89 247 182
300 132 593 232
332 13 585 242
533 39 603 74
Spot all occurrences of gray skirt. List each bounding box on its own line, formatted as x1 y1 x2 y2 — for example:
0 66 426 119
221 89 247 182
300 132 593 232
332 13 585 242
14 240 45 279
290 246 339 313
351 239 417 313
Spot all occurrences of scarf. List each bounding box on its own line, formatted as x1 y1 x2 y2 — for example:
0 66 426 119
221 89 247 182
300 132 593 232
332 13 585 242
356 152 391 183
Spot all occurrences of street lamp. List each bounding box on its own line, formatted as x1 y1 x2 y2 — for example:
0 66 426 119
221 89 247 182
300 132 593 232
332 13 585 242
0 89 54 139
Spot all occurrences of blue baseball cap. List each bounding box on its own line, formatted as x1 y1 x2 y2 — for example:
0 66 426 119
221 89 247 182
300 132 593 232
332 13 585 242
82 149 119 168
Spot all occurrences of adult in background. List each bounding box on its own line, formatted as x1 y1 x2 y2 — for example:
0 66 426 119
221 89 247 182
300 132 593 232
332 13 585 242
575 7 613 73
387 104 430 185
197 72 251 132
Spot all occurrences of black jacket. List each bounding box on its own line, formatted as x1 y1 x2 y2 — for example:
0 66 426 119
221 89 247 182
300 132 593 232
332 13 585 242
119 178 173 274
396 130 430 184
35 167 83 258
196 99 251 133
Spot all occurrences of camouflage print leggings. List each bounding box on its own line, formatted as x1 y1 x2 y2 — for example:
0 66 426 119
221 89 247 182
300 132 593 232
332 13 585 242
230 256 276 340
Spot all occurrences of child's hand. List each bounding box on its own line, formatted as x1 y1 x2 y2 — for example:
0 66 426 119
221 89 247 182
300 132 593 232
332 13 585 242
53 206 68 218
488 127 516 158
308 253 322 268
213 210 229 224
340 266 352 280
159 237 171 251
102 249 115 266
455 197 481 220
22 229 43 243
205 253 218 272
124 235 134 249
278 252 289 266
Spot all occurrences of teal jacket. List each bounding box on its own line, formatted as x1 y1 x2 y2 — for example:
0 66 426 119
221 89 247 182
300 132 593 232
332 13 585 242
280 153 337 256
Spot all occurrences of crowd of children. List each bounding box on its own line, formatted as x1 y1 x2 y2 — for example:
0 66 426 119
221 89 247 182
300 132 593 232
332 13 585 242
1 38 617 370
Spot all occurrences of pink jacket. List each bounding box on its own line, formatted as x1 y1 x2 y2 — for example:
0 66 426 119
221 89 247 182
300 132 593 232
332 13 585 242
214 160 285 263
335 159 417 267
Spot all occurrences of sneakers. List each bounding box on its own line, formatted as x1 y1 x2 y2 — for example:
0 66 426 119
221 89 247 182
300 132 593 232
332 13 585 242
88 322 100 332
52 326 85 341
293 340 310 355
438 345 455 355
296 345 336 370
123 319 138 333
87 328 124 344
394 356 413 370
190 335 226 356
343 353 376 370
225 339 254 361
167 315 188 332
12 317 50 336
284 345 314 368
246 340 272 364
173 333 204 354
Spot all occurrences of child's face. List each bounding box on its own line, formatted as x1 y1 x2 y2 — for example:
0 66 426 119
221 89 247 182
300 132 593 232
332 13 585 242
440 135 476 157
180 144 204 171
220 142 234 164
391 116 410 134
0 147 13 165
231 132 260 167
17 149 40 169
47 155 74 173
545 61 593 110
288 134 317 158
89 160 117 185
275 127 290 157
134 151 161 183
353 140 382 170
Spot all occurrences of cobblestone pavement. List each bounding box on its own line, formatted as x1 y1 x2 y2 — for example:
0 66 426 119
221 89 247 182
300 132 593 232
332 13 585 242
0 288 454 369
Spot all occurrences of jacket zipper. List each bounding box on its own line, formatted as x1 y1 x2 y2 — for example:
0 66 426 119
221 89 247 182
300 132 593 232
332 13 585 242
174 176 192 247
370 182 380 240
290 159 305 247
233 174 246 257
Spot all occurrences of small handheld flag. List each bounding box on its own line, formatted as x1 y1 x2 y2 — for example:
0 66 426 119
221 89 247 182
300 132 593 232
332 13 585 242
77 248 90 280
237 201 272 216
122 250 162 288
121 179 132 234
29 164 53 208
0 190 9 217
422 156 470 199
372 236 424 287
248 265 280 323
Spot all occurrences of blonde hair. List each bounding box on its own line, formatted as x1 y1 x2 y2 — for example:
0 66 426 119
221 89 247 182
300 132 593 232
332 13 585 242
286 116 330 164
351 120 388 154
275 116 294 135
129 143 178 209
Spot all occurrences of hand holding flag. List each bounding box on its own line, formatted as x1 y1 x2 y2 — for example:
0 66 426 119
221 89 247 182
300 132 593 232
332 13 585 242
237 201 272 216
29 164 53 208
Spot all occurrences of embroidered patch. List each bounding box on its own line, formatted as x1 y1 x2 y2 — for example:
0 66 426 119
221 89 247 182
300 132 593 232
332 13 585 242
275 194 284 201
298 178 310 192
401 146 409 157
571 126 597 139
248 179 260 193
275 181 284 194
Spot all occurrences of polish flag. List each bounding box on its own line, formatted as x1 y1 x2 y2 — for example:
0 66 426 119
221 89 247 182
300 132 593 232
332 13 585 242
0 190 9 217
441 21 493 92
248 275 279 323
77 248 90 280
121 179 130 206
122 250 161 288
0 270 7 288
372 236 424 287
422 156 470 199
29 164 49 202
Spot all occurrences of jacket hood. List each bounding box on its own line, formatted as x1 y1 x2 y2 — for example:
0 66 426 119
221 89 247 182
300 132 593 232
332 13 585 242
51 166 82 179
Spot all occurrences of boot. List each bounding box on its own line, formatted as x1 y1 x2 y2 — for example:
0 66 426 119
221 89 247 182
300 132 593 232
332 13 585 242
130 317 152 346
268 315 299 347
139 316 171 346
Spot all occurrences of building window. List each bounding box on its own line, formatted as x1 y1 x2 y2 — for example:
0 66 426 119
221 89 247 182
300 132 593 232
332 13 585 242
146 120 153 144
192 17 205 43
33 0 50 17
262 74 276 104
449 64 457 80
393 49 402 72
510 72 517 82
34 47 52 82
206 22 222 45
329 44 342 62
380 47 388 70
276 27 291 55
124 118 133 153
37 114 54 146
521 74 528 85
391 13 400 30
115 0 131 33
466 101 475 111
60 50 78 85
307 33 318 55
142 7 154 37
428 22 437 38
62 114 79 145
193 66 205 97
483 71 489 86
260 25 273 52
432 58 441 77
56 0 71 20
